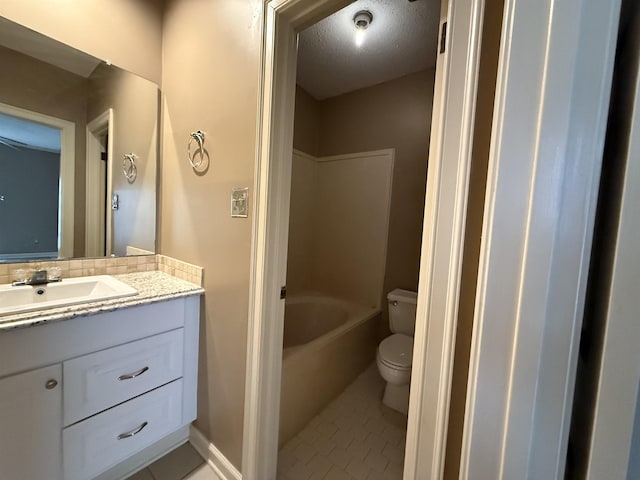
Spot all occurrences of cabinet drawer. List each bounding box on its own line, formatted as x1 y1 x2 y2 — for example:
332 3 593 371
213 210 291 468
63 378 183 480
63 328 184 426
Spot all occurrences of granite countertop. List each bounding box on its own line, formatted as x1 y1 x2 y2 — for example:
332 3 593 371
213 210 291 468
0 271 204 332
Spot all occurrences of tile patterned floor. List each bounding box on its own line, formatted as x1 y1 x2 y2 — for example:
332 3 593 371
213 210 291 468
126 443 220 480
277 364 408 480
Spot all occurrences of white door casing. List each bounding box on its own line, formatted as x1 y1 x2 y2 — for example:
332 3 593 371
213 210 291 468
586 42 640 480
404 0 486 477
86 109 114 257
461 0 621 478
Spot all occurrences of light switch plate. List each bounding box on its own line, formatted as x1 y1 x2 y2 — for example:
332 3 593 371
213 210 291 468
231 187 249 218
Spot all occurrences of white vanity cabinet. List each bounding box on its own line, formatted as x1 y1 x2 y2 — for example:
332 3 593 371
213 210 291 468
0 364 63 480
0 295 200 480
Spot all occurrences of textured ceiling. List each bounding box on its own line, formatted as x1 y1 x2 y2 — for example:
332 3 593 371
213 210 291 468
297 0 440 100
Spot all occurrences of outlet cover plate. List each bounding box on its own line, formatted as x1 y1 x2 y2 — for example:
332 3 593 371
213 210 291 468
231 187 249 218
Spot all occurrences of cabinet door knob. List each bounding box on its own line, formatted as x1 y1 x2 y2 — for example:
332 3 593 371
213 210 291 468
45 379 58 390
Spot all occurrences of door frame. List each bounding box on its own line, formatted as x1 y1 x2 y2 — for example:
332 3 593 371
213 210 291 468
0 101 75 259
242 0 486 478
585 42 640 479
460 0 621 478
85 109 114 257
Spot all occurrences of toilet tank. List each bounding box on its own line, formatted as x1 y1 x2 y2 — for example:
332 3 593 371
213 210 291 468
387 289 418 336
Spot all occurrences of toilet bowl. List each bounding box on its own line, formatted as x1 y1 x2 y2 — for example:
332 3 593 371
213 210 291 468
377 333 413 414
377 289 417 414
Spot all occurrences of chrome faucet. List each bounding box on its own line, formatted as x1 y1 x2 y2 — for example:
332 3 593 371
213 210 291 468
29 269 49 285
12 269 61 287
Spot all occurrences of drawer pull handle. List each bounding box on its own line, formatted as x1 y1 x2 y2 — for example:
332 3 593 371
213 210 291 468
117 421 148 440
118 366 149 381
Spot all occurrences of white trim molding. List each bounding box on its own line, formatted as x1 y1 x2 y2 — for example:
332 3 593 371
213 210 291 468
586 42 640 480
404 0 485 477
190 426 242 480
85 109 113 257
461 0 621 478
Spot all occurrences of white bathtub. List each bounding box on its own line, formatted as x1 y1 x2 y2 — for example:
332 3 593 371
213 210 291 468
279 294 380 446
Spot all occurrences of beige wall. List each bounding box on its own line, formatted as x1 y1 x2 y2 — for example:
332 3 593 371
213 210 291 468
293 86 321 157
87 64 159 255
0 0 163 84
0 45 88 256
160 0 263 469
293 70 435 330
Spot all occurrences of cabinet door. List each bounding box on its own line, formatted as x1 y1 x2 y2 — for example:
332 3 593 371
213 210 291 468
0 364 62 480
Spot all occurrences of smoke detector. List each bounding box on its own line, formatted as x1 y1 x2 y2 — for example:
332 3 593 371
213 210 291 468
353 10 373 30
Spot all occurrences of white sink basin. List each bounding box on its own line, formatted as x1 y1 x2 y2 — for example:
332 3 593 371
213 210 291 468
0 275 137 316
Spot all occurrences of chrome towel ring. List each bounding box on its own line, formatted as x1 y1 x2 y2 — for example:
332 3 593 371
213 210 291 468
123 153 138 183
188 130 206 169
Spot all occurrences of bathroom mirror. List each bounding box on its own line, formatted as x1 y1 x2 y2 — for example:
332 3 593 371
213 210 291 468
0 17 159 263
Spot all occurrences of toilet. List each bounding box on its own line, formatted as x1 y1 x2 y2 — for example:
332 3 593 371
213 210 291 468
376 288 417 414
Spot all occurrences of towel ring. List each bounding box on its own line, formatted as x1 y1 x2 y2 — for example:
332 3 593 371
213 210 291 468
123 153 138 183
188 130 206 169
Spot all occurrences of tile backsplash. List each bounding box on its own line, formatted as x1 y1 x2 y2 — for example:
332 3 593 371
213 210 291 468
157 255 204 286
0 255 203 287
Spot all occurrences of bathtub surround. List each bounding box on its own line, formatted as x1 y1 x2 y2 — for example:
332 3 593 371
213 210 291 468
282 148 393 445
287 150 394 309
293 70 435 331
281 148 393 445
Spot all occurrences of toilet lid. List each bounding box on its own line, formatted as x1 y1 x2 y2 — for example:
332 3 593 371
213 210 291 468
379 334 413 369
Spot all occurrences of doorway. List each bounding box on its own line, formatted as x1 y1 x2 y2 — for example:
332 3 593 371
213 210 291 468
86 109 113 258
0 102 75 261
277 2 439 476
243 0 486 478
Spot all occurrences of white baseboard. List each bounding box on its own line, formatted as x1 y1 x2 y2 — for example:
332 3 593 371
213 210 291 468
189 425 242 480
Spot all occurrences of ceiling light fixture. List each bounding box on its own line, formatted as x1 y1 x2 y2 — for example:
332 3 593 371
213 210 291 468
353 10 373 47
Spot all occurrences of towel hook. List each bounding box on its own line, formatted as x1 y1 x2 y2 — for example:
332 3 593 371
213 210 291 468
188 130 206 169
123 153 138 183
